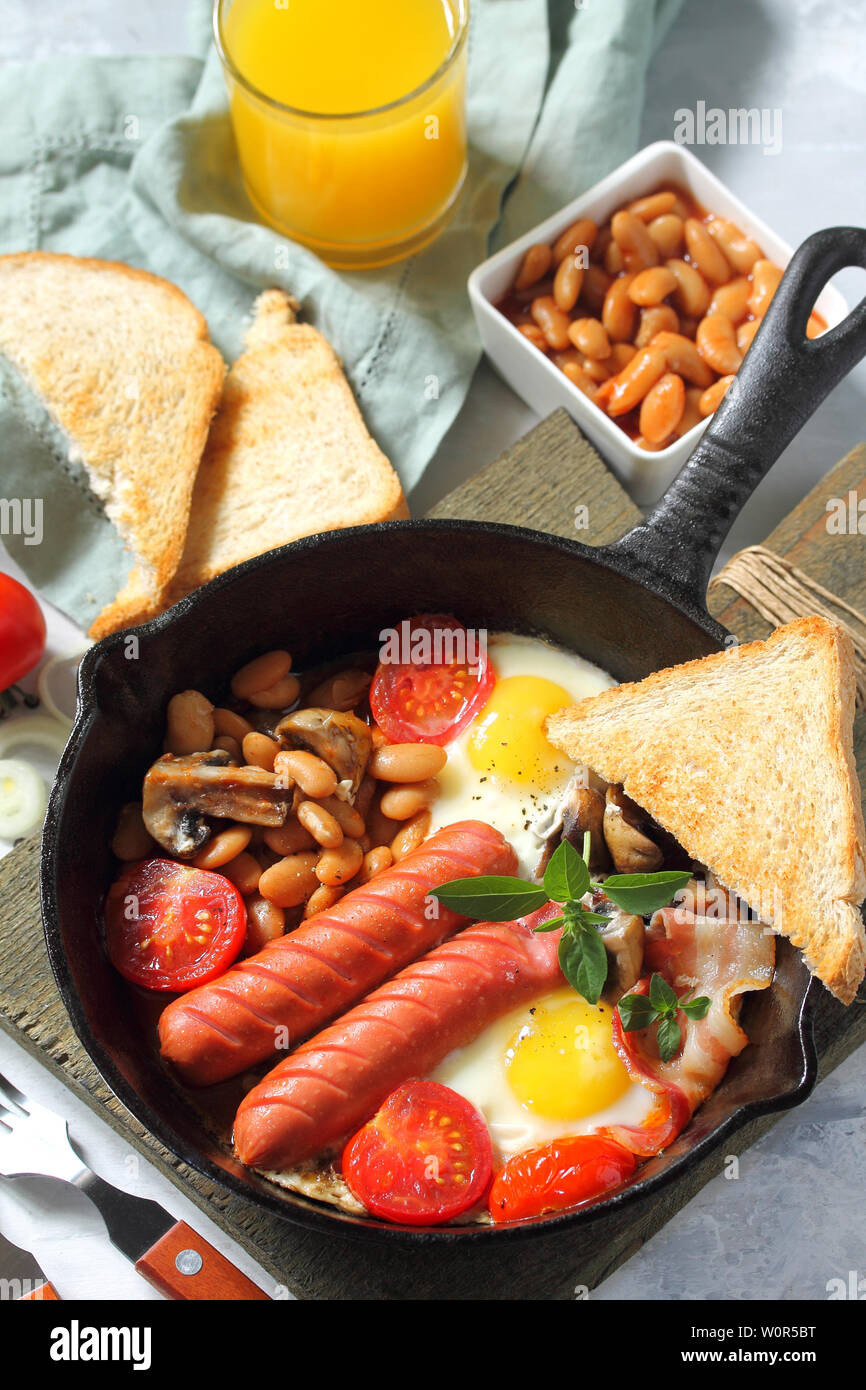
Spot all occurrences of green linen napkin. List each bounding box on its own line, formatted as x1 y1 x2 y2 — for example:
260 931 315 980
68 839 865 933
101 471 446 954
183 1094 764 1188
0 0 681 632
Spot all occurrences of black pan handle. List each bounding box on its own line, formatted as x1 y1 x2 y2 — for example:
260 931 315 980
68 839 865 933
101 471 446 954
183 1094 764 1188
608 225 866 615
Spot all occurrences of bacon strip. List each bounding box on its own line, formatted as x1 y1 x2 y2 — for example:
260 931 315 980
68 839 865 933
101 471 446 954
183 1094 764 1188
603 906 775 1156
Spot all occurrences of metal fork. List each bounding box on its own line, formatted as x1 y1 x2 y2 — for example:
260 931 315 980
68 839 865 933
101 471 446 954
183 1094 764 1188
0 1069 270 1299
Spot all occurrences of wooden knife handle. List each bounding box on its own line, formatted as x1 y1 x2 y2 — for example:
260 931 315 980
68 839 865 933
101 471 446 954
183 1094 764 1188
19 1283 60 1300
135 1221 270 1300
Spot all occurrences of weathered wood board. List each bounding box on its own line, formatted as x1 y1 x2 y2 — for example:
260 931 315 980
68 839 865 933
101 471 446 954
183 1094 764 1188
1 415 863 1300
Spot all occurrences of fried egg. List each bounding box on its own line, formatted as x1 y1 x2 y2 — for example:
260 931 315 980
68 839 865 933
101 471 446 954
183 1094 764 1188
428 633 614 878
431 987 652 1161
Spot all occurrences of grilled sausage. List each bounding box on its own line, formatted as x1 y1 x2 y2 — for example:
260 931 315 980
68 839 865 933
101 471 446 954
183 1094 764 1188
233 906 564 1170
158 820 517 1085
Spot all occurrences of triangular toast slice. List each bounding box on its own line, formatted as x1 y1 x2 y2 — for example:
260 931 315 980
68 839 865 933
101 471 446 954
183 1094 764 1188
546 616 866 1003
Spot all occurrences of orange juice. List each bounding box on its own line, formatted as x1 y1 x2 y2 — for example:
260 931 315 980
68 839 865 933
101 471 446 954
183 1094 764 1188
216 0 470 267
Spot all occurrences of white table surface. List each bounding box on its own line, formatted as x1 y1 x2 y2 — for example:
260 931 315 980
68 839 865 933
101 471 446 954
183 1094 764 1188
1 0 864 1303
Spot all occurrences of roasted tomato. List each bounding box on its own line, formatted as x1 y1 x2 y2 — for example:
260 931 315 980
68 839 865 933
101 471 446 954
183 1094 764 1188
105 858 246 992
370 614 494 745
488 1134 636 1223
0 574 46 692
342 1080 493 1226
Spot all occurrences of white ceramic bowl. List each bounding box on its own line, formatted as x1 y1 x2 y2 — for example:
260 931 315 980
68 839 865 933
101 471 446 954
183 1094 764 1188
468 140 849 506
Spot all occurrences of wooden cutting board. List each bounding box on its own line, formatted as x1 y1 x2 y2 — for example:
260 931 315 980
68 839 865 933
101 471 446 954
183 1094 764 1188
1 411 864 1301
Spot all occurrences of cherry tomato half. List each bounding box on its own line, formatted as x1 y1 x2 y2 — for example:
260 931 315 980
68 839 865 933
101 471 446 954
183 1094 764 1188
342 1080 493 1226
0 574 46 690
105 858 246 992
370 614 495 746
488 1135 636 1223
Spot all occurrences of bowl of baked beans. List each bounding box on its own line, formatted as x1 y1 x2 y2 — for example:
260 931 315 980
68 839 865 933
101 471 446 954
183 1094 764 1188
468 141 849 505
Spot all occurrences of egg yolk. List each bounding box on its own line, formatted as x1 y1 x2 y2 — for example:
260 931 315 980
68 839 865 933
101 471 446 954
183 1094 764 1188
466 676 573 790
505 993 631 1121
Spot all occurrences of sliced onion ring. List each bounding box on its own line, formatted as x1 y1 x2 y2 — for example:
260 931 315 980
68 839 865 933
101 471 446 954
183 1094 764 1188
0 759 47 839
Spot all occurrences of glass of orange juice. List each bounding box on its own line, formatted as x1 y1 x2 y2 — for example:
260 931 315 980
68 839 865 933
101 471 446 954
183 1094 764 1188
214 0 470 269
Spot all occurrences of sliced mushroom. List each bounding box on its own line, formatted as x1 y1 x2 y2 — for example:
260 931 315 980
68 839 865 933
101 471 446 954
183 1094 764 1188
598 909 645 1002
142 750 291 859
275 708 372 796
603 785 663 874
537 779 611 877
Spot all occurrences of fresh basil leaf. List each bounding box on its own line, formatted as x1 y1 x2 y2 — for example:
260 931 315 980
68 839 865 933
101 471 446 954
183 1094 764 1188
680 994 712 1020
601 870 693 916
656 1014 682 1063
429 876 549 921
616 993 658 1031
532 914 567 934
558 923 608 1005
543 839 590 905
649 971 678 1014
578 910 613 926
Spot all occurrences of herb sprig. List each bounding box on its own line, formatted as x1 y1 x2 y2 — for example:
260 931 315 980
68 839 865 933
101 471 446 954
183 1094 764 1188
618 973 712 1062
430 837 691 1007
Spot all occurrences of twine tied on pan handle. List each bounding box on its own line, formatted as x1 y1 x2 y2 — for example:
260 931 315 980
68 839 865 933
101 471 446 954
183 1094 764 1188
709 545 866 709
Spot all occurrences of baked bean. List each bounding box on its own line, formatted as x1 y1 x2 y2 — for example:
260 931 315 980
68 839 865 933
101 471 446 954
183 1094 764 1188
316 839 364 887
514 242 553 291
554 255 584 312
379 779 439 821
748 260 783 318
258 852 319 908
297 800 344 849
628 191 677 222
263 819 317 856
649 331 715 388
576 354 612 383
706 218 761 274
553 217 597 264
221 850 261 896
596 346 666 416
590 225 612 264
514 277 554 306
635 304 679 348
678 314 699 340
674 387 704 438
304 883 346 918
244 894 286 953
737 318 760 352
390 810 432 862
111 802 154 860
683 218 731 285
231 650 292 701
602 274 637 342
665 259 711 318
519 324 549 352
274 749 338 799
567 317 611 360
165 690 214 756
696 313 743 375
605 239 626 276
247 674 301 710
531 296 572 350
370 743 447 782
647 213 684 259
305 668 371 712
611 211 659 269
708 276 751 324
639 372 686 444
627 266 678 307
315 795 366 838
699 375 736 416
242 731 280 772
636 435 669 452
213 707 254 741
561 362 598 399
212 734 243 762
360 846 394 883
580 264 613 314
193 824 253 870
609 342 638 371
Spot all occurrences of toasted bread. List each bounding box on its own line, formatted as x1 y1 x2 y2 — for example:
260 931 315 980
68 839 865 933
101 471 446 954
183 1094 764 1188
0 252 225 638
546 617 866 1004
168 290 408 602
